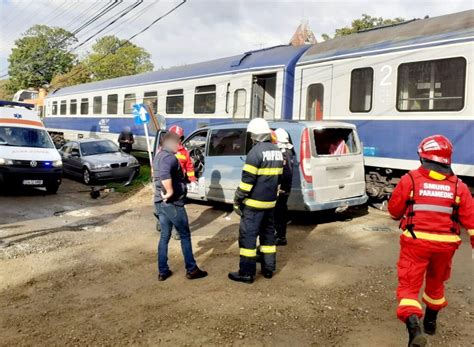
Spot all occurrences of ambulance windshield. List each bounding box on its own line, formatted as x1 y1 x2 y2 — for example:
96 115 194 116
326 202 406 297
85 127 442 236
0 126 55 149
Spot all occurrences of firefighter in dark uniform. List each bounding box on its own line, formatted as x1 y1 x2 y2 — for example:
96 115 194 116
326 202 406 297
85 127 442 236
229 118 284 284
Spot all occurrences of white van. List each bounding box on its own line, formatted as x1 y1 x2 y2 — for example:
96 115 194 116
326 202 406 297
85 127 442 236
0 101 62 193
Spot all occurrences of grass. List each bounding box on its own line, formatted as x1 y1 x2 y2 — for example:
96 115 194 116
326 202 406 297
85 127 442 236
107 159 152 194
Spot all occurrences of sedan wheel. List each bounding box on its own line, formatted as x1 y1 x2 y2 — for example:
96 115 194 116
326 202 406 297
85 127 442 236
83 168 92 185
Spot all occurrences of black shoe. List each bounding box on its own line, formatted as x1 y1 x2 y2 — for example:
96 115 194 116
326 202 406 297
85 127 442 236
275 237 287 246
262 269 273 279
423 307 439 335
406 315 427 347
158 270 173 281
186 267 208 280
228 271 254 284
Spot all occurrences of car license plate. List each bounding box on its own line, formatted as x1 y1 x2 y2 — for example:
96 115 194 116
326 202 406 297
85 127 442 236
22 180 43 185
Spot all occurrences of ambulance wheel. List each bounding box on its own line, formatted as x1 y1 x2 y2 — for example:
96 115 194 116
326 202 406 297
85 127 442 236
82 167 93 185
46 184 59 194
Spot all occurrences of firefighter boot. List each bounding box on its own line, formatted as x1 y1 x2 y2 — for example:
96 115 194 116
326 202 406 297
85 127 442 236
406 315 427 347
423 307 439 335
228 271 254 284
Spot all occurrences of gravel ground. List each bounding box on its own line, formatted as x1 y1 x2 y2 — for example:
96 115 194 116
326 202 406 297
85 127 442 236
0 179 472 346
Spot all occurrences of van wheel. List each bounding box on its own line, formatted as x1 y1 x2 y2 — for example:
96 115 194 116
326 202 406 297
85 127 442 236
83 168 92 185
46 184 59 194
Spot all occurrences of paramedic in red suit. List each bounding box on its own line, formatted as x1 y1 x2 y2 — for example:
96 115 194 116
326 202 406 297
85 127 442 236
388 135 474 347
168 125 197 185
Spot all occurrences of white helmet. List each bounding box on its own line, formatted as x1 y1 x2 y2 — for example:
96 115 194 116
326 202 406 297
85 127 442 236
247 118 271 135
275 128 293 150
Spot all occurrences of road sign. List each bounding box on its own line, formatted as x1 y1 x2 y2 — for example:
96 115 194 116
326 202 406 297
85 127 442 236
133 103 150 125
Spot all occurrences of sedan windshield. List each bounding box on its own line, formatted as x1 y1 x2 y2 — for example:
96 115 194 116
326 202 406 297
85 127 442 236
80 140 119 156
0 126 55 148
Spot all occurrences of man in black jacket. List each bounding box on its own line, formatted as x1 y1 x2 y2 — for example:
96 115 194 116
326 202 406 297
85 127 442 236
229 118 283 284
118 126 134 153
274 128 294 246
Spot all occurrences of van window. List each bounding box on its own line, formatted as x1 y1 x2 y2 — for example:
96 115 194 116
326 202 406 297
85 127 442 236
208 129 246 156
60 100 67 115
306 84 324 120
313 128 358 156
52 101 58 115
0 126 55 149
350 68 373 112
80 98 89 115
233 89 247 118
397 57 466 111
144 91 158 114
107 94 118 114
166 89 184 114
124 93 136 114
70 99 77 115
93 96 102 114
194 85 216 114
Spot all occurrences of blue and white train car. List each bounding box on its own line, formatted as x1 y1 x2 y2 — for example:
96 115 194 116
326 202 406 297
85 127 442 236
44 45 309 151
292 10 473 198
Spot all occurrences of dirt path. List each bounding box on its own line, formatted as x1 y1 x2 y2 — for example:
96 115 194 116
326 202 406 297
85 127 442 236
0 182 472 346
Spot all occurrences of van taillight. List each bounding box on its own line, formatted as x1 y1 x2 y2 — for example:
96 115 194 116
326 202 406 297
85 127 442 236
300 128 312 183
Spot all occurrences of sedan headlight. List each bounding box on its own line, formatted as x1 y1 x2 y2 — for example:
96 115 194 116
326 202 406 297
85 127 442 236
52 160 63 168
92 163 110 169
128 158 139 166
0 158 13 166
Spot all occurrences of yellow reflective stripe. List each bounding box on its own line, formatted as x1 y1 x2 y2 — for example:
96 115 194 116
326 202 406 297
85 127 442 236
243 199 276 209
429 170 446 180
422 293 446 305
240 248 257 257
468 229 474 236
176 154 186 160
399 298 422 309
187 171 195 177
257 167 283 175
239 181 253 192
243 164 258 175
260 245 276 254
402 230 461 243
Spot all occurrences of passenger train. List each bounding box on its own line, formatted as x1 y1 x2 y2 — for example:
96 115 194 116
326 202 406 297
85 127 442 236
44 10 473 198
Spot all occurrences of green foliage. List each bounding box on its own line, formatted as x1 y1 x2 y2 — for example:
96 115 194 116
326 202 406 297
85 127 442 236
323 14 405 40
85 36 154 81
50 63 92 90
7 25 77 91
0 80 14 100
107 159 151 194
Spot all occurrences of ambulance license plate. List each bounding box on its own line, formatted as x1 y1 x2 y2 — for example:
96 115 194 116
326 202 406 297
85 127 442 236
23 180 43 185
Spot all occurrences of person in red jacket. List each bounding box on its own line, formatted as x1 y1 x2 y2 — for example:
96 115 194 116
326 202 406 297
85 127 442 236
169 125 196 185
388 135 474 347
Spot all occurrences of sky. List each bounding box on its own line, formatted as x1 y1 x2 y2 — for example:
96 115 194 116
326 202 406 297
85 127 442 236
0 0 472 76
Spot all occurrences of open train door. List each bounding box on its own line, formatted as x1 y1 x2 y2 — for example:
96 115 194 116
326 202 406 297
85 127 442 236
300 65 333 120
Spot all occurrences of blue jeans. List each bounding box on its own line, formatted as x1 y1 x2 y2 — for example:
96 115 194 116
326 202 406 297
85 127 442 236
155 202 197 274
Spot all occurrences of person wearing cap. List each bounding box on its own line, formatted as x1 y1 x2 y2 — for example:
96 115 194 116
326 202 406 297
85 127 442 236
118 126 134 153
229 118 283 284
274 128 294 246
388 135 474 347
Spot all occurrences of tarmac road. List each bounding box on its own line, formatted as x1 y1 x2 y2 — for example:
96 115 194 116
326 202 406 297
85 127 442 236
0 179 472 346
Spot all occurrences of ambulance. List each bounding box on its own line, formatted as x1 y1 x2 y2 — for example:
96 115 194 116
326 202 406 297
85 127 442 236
0 101 62 193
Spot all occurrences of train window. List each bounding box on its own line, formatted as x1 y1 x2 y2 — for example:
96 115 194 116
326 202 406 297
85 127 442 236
60 100 67 115
397 57 466 112
52 101 58 115
306 84 324 120
144 91 158 114
350 68 373 112
80 98 89 115
70 99 77 115
233 89 247 118
194 85 216 114
93 96 102 114
124 93 136 114
166 89 184 114
208 128 246 156
107 94 118 114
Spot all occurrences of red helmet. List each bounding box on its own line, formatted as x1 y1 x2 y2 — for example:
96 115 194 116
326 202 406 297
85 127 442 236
418 135 453 165
169 125 184 139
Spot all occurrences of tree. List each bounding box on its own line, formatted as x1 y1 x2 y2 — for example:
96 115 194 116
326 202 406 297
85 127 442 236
85 36 154 81
322 14 405 40
50 63 92 90
0 80 14 100
7 25 77 92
